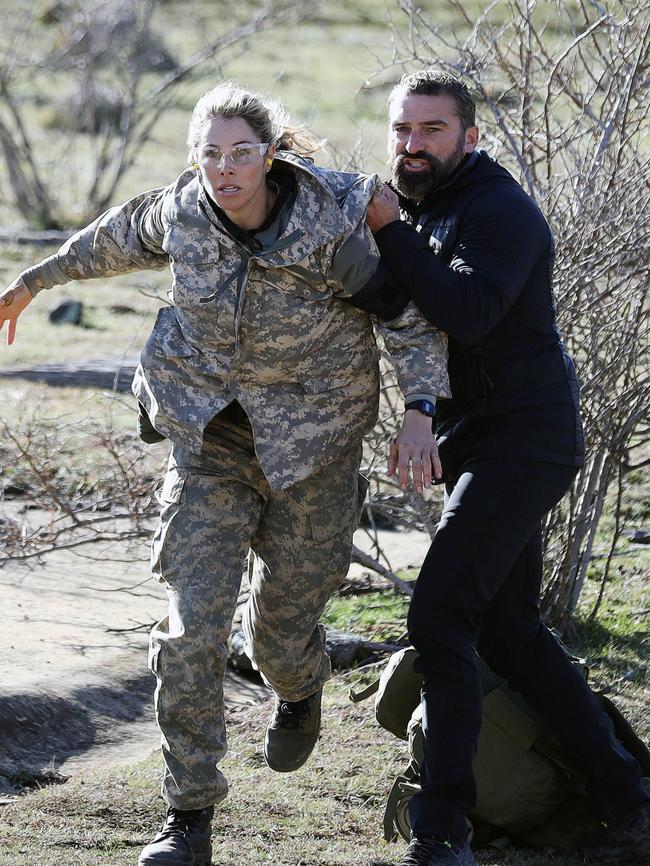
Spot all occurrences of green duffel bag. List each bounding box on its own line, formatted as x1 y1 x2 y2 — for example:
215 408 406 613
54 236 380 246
350 646 650 849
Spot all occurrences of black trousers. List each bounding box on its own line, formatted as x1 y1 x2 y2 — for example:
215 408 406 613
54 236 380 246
407 458 648 842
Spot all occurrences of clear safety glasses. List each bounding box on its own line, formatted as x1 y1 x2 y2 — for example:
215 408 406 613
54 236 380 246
198 143 271 168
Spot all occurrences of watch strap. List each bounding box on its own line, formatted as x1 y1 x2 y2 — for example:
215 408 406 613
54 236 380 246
405 399 436 418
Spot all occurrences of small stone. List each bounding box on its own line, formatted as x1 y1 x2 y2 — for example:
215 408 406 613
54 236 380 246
49 299 83 325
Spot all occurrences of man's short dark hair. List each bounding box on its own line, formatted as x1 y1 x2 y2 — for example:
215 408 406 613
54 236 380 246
390 70 476 131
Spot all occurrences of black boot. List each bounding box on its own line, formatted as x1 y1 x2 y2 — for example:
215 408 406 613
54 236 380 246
264 688 322 772
581 800 650 863
399 835 477 866
138 806 213 866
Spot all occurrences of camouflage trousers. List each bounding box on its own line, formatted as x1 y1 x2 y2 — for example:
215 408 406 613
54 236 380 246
148 403 365 810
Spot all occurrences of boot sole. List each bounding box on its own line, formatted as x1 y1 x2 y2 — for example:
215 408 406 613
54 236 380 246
263 734 320 773
138 857 211 866
138 844 212 866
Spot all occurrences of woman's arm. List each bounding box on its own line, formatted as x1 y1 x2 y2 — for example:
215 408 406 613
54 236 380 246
19 187 170 300
328 217 450 407
1 187 171 345
327 214 450 493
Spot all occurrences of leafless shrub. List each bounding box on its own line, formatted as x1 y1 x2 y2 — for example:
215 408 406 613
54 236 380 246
0 411 165 564
369 0 650 624
0 0 315 228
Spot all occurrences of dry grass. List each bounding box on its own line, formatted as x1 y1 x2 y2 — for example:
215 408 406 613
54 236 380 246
0 678 593 866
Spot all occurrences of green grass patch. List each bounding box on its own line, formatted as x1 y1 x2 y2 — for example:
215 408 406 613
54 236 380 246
571 559 649 738
323 585 412 643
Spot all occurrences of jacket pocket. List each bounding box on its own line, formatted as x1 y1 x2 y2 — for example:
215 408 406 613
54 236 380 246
299 372 357 394
150 306 198 358
151 467 188 582
299 355 379 394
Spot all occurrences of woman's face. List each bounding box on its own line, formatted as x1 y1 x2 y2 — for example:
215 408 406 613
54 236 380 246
195 116 275 227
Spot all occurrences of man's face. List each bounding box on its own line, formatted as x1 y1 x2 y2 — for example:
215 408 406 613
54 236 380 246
388 92 478 201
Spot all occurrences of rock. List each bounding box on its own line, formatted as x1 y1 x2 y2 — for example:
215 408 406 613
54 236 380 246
1 484 28 498
49 300 83 325
628 528 650 544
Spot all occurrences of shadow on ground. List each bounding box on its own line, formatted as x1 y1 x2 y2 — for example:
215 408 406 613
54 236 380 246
0 671 153 793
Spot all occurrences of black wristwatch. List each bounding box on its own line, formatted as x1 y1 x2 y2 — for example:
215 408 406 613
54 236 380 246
405 399 436 418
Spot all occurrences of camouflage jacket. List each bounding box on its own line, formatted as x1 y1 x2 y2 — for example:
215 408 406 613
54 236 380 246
22 152 449 489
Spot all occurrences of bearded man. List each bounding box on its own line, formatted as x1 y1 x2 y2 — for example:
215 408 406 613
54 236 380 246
366 70 650 866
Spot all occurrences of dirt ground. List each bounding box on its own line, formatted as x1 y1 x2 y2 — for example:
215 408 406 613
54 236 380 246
0 508 431 792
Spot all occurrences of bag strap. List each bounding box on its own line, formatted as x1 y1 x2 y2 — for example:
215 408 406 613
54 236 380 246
382 766 420 842
596 691 650 775
349 677 380 703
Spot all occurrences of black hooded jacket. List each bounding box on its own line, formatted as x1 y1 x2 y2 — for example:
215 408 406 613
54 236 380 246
374 150 584 469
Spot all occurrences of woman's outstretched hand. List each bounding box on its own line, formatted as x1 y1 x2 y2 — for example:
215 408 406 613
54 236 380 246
0 278 33 345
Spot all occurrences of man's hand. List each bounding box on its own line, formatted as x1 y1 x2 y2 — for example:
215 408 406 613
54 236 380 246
388 409 442 494
0 278 33 345
366 183 401 233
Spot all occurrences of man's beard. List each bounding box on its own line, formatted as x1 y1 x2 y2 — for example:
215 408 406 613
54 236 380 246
391 135 466 202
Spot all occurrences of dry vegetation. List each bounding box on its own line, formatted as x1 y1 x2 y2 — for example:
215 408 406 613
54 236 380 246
0 679 600 866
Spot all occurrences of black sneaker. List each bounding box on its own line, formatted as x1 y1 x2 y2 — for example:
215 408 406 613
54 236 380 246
582 800 650 863
399 835 477 866
264 688 322 772
138 806 213 866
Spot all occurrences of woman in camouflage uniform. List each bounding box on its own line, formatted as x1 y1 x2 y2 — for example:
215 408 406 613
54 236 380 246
1 82 448 866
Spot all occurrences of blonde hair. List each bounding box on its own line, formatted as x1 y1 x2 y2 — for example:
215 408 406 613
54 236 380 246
187 81 322 163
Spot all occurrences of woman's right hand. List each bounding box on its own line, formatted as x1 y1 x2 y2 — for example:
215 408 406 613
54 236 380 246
0 278 33 346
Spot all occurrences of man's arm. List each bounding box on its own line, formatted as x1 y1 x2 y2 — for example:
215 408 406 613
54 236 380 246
325 219 411 320
367 184 552 346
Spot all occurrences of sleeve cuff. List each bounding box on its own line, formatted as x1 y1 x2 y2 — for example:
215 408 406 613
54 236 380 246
404 393 437 407
20 256 71 296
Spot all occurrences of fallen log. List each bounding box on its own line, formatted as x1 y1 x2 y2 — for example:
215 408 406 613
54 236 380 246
228 627 402 674
0 359 137 392
0 226 71 245
351 544 414 597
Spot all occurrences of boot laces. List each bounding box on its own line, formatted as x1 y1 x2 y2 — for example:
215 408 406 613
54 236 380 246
275 696 312 730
